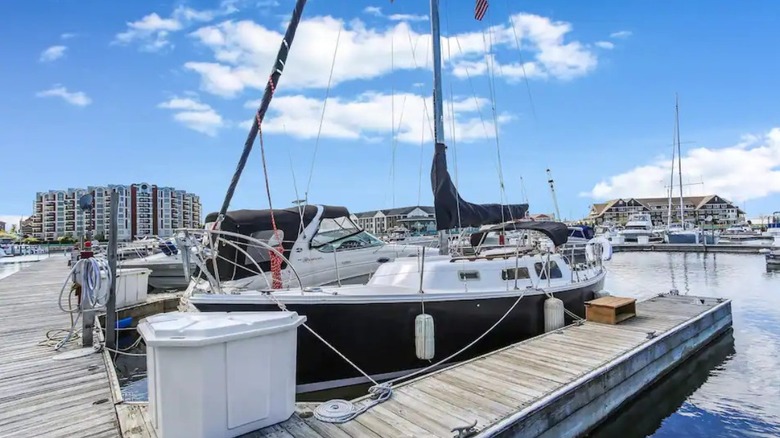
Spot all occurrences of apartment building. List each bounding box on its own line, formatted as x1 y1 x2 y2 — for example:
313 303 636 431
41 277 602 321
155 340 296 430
352 206 437 235
587 194 745 226
30 183 201 241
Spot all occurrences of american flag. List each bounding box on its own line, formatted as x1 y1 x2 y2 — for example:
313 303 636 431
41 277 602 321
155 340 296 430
474 0 488 21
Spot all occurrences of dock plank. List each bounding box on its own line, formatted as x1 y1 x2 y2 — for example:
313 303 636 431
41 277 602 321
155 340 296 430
0 258 120 438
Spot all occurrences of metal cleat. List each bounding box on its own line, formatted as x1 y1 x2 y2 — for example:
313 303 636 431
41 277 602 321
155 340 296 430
452 420 478 438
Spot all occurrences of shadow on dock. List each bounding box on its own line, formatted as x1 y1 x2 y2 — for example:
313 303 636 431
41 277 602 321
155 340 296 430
589 329 736 438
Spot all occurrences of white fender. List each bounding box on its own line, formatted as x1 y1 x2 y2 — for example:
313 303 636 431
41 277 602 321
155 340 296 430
586 236 613 262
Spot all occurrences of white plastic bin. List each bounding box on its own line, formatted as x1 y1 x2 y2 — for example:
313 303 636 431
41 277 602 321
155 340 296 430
637 235 650 244
115 268 151 308
138 311 306 438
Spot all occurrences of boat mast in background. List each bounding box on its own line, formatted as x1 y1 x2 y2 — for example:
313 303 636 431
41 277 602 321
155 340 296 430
546 168 562 221
675 93 685 224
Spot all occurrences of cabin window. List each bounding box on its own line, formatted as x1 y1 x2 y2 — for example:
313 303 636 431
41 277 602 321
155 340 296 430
246 230 285 264
534 261 562 280
458 271 480 281
311 216 383 252
502 267 530 281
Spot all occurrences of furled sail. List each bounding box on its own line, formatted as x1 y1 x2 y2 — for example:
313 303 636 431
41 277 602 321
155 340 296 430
431 142 528 230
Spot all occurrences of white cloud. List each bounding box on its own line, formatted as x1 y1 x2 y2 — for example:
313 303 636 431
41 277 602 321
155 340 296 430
242 92 511 144
60 33 77 40
0 215 23 232
363 6 383 17
114 2 237 51
158 97 224 136
387 14 429 22
583 128 780 203
39 45 66 62
35 85 92 106
610 30 632 39
595 41 614 50
185 13 598 97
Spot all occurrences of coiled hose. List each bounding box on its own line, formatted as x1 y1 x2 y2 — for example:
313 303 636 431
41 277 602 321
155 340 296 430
52 257 113 350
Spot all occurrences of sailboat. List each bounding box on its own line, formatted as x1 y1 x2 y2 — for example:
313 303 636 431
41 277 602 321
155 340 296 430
665 96 717 244
185 0 607 393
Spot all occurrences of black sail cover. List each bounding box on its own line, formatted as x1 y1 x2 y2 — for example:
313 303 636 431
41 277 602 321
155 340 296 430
431 142 528 230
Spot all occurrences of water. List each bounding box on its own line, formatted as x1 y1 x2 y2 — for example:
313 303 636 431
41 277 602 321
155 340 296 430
116 252 780 436
597 252 780 437
0 254 50 280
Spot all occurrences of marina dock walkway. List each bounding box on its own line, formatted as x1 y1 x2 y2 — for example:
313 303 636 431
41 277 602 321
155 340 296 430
0 257 118 437
251 294 732 437
117 292 731 437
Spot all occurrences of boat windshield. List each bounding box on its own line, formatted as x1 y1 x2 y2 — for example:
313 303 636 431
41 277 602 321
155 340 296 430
311 216 384 252
625 225 649 230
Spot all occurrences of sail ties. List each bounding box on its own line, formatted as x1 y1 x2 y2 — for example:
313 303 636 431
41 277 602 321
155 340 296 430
256 77 284 289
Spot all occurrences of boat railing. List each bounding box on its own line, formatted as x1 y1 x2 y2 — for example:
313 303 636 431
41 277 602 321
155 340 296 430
175 228 305 295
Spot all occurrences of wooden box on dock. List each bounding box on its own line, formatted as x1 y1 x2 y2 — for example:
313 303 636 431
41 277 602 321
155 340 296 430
585 296 637 324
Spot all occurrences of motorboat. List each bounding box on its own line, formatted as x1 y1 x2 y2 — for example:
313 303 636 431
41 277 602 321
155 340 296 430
183 205 435 291
121 239 194 290
665 222 718 244
619 213 660 242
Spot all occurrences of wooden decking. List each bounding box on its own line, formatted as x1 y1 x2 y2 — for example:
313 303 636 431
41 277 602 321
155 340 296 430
0 257 119 438
120 293 732 438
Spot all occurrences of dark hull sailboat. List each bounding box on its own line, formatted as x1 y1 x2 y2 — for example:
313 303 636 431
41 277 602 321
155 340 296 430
188 0 609 396
191 274 604 392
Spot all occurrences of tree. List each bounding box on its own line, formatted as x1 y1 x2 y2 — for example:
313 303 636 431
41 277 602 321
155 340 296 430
9 224 17 234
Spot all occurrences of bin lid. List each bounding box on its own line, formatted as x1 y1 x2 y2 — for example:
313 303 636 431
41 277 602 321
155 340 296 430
138 311 306 347
116 267 152 276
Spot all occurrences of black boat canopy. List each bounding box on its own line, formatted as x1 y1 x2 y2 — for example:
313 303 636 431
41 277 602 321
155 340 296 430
470 221 570 248
431 142 528 230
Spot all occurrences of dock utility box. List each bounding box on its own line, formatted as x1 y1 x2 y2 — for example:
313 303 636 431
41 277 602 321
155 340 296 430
585 296 637 324
138 311 306 438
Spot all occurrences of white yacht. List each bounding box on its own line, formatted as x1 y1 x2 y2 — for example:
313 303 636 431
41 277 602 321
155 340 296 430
619 213 659 242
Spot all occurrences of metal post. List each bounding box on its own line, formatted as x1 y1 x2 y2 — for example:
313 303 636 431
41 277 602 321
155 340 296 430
106 189 119 351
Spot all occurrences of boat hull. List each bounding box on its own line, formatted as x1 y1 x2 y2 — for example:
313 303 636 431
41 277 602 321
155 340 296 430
191 277 605 393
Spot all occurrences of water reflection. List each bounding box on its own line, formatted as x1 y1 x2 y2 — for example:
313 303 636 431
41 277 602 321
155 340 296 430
604 252 780 437
592 330 736 438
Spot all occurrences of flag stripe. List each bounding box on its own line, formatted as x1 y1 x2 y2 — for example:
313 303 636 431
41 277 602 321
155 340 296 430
475 0 488 21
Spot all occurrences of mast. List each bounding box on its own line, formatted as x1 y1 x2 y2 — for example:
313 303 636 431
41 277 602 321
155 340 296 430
675 94 685 224
216 0 309 220
430 0 448 254
546 168 561 221
667 114 676 226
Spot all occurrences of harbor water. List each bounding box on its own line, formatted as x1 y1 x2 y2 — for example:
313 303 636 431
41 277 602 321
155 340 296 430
118 252 780 436
0 254 50 280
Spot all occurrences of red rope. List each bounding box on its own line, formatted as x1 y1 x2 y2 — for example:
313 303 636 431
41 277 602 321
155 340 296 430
257 77 283 288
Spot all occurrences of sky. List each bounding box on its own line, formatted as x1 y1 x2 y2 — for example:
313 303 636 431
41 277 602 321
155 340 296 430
2 0 780 230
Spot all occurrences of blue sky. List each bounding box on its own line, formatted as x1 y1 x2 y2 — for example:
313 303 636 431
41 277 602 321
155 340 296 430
2 0 780 230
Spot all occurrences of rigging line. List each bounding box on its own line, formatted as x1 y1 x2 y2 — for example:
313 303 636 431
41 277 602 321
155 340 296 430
304 21 343 208
257 124 284 288
481 17 512 225
417 37 432 206
452 34 492 143
284 123 306 234
390 31 395 208
404 25 435 141
506 3 539 126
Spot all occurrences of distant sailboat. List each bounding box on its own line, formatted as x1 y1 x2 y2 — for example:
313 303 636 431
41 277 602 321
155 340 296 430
665 95 717 244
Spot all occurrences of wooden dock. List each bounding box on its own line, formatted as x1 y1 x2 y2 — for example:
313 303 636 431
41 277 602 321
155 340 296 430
118 293 731 438
0 257 119 437
612 242 772 254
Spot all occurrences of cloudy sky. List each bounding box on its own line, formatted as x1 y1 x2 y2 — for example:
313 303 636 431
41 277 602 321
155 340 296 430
1 0 779 230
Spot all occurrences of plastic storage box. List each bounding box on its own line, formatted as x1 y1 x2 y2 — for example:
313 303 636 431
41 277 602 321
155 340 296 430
138 311 306 438
115 268 151 308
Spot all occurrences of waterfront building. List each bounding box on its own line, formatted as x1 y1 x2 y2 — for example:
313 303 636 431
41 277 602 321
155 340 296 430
352 206 436 235
587 194 745 226
30 183 201 241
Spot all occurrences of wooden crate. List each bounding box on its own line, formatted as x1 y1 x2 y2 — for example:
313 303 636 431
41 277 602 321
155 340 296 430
585 296 637 324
